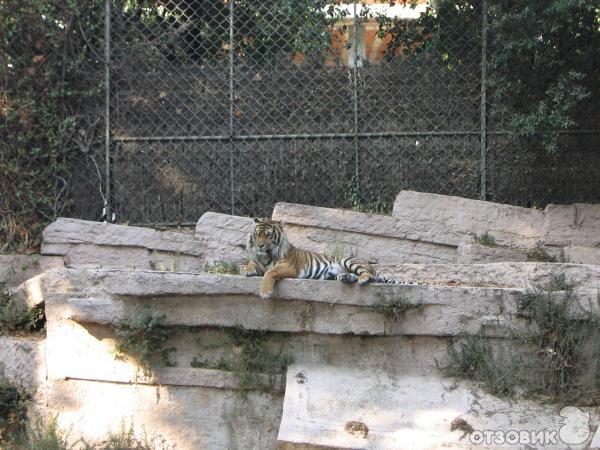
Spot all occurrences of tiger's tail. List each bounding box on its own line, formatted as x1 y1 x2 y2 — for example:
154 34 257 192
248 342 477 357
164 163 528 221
372 275 411 285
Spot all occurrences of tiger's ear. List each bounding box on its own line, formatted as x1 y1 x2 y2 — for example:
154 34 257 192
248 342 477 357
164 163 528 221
254 217 262 223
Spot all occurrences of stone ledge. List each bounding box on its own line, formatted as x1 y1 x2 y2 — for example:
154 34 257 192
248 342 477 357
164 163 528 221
374 262 600 290
41 269 599 337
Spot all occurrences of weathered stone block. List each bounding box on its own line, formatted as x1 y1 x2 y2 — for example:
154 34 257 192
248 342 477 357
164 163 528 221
0 255 64 287
44 378 282 450
278 365 594 450
272 202 458 264
194 212 254 264
456 242 528 264
542 203 600 247
392 190 543 249
0 335 45 392
42 218 204 271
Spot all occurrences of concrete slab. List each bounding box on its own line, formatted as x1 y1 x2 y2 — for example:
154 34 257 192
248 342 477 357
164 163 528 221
278 364 598 449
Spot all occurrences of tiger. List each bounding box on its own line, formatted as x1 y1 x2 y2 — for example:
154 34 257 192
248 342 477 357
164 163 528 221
241 217 401 299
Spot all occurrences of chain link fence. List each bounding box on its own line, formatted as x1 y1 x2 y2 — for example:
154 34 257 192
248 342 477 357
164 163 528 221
69 0 599 226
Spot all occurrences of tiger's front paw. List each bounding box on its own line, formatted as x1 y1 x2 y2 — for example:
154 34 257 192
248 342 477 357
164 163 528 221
241 266 258 277
259 290 273 300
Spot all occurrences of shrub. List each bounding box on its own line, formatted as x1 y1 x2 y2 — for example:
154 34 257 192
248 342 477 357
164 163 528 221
472 232 496 247
114 307 176 374
191 326 293 392
0 283 45 335
202 261 240 276
0 0 105 252
445 275 600 405
375 0 599 154
366 289 423 321
0 379 29 445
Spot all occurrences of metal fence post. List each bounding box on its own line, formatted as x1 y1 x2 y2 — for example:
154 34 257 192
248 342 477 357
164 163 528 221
352 1 360 200
229 0 235 215
479 0 488 200
104 0 112 221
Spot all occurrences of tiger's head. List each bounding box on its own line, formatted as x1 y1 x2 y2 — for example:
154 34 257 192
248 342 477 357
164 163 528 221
247 218 290 261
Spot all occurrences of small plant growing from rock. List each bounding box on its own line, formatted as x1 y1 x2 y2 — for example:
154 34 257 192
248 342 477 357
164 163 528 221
444 274 600 405
2 414 173 450
0 283 45 335
114 307 176 375
366 289 423 321
344 176 390 215
526 241 562 262
516 276 600 403
190 326 293 392
203 260 240 275
443 333 517 397
472 231 496 247
99 421 172 450
0 378 29 446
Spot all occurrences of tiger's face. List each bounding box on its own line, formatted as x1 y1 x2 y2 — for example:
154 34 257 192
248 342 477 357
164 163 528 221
251 218 282 256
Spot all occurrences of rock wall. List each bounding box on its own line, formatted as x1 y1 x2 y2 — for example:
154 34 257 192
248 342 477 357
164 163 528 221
2 191 600 449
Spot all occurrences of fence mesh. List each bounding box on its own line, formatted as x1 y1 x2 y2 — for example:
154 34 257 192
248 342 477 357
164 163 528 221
67 0 599 225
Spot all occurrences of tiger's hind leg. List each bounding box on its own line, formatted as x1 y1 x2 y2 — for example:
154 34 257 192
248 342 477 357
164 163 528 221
340 257 376 286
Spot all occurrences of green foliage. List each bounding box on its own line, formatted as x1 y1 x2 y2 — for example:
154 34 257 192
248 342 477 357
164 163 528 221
375 0 599 154
191 326 293 392
516 276 600 403
344 176 391 215
24 419 72 450
0 0 105 252
367 289 423 321
444 334 518 397
376 0 481 64
472 231 496 247
98 422 171 450
3 416 172 450
202 260 241 276
526 241 563 263
0 283 45 335
114 307 176 374
488 0 599 154
116 0 347 62
445 275 600 405
0 379 29 445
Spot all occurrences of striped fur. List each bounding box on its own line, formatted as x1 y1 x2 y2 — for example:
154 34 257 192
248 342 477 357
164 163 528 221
242 218 400 299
